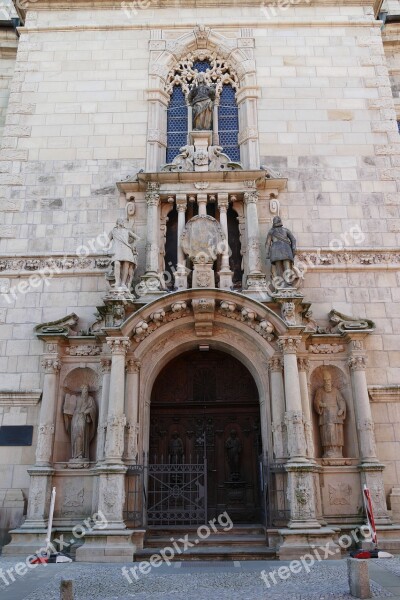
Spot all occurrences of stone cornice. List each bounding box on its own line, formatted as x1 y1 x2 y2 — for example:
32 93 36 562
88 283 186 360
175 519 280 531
15 0 374 9
18 20 379 35
0 390 42 406
0 254 111 277
296 248 400 271
369 385 400 403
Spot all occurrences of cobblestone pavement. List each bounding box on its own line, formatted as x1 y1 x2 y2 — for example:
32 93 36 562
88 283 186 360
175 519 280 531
0 557 397 599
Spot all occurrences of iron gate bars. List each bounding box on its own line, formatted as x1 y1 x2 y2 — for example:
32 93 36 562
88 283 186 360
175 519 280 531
147 459 207 526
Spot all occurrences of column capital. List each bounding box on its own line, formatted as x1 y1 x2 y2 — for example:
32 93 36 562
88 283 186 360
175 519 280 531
268 355 283 372
100 356 112 374
278 336 302 355
145 182 160 206
176 194 187 213
41 357 61 374
348 355 367 371
126 358 141 374
297 357 310 372
106 337 131 355
217 192 229 212
244 190 258 205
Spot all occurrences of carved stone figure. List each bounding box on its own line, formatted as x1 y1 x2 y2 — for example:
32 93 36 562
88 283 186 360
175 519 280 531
314 371 346 458
162 145 194 172
265 216 296 285
63 385 97 463
109 219 139 290
188 73 216 131
169 431 184 464
225 429 241 481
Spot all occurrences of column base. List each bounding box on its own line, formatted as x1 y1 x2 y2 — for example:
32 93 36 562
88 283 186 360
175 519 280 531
218 269 233 290
174 271 188 290
137 273 167 299
361 525 400 552
2 528 48 557
277 527 341 560
75 530 137 563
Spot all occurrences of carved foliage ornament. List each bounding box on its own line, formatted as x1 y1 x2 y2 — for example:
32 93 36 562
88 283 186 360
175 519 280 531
165 51 239 101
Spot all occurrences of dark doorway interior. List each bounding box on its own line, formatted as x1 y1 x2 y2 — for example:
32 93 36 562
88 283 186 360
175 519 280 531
149 349 262 523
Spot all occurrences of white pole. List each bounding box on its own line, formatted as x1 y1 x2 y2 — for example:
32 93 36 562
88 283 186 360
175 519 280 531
46 487 56 551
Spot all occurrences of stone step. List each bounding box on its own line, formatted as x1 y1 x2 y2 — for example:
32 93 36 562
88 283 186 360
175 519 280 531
135 545 276 561
144 534 267 548
146 525 266 537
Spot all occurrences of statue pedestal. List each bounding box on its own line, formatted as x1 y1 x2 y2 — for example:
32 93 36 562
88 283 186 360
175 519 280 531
192 262 215 288
189 130 212 172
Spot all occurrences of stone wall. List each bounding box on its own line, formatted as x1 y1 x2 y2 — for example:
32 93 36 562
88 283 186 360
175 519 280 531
0 1 399 541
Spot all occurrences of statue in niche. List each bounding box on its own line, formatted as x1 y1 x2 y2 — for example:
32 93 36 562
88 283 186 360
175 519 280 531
109 218 139 290
225 430 242 481
188 73 216 131
313 371 347 458
63 385 97 464
265 216 296 286
169 432 184 464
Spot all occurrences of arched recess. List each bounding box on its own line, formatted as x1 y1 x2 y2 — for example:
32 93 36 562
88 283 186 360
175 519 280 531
119 290 288 462
147 26 260 171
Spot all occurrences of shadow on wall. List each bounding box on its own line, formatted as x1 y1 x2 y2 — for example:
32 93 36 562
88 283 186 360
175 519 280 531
0 489 26 552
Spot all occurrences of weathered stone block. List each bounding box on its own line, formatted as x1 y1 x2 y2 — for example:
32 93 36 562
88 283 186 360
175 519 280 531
60 579 74 600
347 558 371 599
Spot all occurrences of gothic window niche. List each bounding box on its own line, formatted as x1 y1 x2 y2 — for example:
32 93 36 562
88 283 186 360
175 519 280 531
310 366 357 462
146 27 261 172
165 55 240 165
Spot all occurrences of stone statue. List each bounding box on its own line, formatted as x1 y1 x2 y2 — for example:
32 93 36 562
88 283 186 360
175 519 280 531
314 371 347 458
188 73 216 131
169 431 184 464
63 385 97 463
265 216 296 285
109 219 139 290
225 429 241 481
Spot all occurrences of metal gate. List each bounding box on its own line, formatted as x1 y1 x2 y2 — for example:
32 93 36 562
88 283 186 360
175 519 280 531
124 456 207 527
258 456 290 528
147 458 207 526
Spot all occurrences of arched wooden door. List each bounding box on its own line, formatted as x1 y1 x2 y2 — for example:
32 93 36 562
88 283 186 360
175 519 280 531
150 349 262 523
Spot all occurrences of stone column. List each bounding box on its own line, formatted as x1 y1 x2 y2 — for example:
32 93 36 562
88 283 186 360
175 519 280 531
278 337 320 529
298 358 315 461
348 354 378 464
348 342 391 524
104 338 130 464
243 189 268 293
217 193 233 290
36 356 61 466
96 357 111 463
174 194 188 290
124 358 141 464
141 182 162 294
278 337 307 463
212 101 219 146
96 337 130 530
197 193 207 216
268 356 286 460
25 355 60 528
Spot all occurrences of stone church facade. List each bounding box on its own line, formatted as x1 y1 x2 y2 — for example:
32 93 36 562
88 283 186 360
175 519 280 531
0 0 400 561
